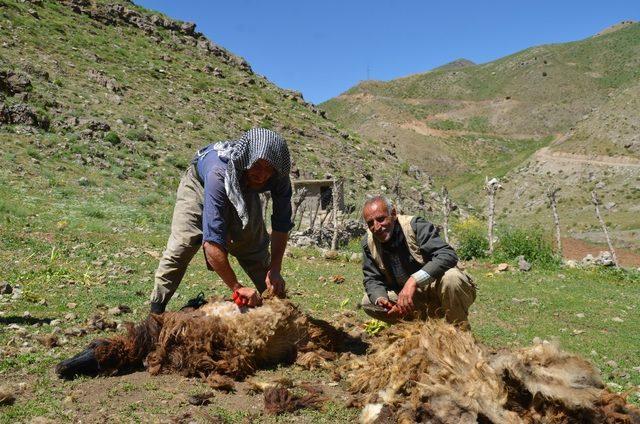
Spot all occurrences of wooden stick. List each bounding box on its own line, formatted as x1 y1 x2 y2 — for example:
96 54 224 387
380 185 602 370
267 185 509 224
546 187 562 254
484 177 499 255
331 180 340 251
591 190 619 268
441 186 451 243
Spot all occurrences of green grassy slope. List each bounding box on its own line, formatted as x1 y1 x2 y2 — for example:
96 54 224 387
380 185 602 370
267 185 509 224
0 0 426 214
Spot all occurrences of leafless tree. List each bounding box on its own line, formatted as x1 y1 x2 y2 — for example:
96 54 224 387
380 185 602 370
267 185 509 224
484 177 501 255
392 174 402 214
291 187 308 223
331 180 342 250
309 198 321 228
591 190 619 268
441 186 452 243
546 187 562 254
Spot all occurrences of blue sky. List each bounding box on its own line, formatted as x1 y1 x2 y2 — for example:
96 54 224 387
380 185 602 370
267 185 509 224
135 0 638 104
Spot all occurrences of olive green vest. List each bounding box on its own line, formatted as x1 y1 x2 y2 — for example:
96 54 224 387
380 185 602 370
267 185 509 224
366 215 424 283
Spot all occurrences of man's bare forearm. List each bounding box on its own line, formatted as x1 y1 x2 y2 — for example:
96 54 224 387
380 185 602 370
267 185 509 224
269 230 288 272
203 241 241 291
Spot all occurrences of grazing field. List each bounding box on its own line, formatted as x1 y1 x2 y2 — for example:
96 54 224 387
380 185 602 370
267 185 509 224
1 181 639 422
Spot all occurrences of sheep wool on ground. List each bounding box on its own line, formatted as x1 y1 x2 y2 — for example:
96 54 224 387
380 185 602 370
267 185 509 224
341 319 640 424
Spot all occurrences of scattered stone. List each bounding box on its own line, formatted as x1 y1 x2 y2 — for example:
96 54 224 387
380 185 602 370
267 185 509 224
0 103 49 129
0 70 32 94
0 385 16 406
606 360 619 368
595 251 615 267
349 252 363 263
517 256 531 272
64 312 77 321
0 281 12 295
595 181 606 190
323 250 339 260
67 302 77 309
289 220 365 249
581 254 595 266
107 305 131 316
575 313 585 318
87 315 117 331
330 275 345 284
87 69 122 93
188 392 213 406
37 334 59 348
611 317 624 323
564 259 577 268
496 263 509 272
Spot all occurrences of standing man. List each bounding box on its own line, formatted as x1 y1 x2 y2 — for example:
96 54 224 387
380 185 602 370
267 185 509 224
360 195 476 327
150 128 294 313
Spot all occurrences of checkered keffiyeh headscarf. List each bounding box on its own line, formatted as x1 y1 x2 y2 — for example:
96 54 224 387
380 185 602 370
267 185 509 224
213 128 291 228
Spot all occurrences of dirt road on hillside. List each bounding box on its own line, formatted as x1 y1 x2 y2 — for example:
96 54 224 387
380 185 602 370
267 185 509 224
534 146 640 167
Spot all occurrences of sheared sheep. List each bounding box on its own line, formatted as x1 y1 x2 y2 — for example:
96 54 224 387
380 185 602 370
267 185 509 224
56 297 347 381
342 319 640 424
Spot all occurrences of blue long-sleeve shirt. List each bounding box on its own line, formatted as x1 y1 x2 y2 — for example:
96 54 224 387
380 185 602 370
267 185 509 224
194 145 294 248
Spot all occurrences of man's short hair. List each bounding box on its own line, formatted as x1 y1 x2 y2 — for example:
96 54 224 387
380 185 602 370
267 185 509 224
363 195 394 216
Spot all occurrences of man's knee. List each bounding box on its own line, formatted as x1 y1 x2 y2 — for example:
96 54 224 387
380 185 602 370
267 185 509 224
440 268 476 301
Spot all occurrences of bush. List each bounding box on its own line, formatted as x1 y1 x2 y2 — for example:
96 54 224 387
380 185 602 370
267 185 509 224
452 217 488 260
104 131 121 145
493 226 559 266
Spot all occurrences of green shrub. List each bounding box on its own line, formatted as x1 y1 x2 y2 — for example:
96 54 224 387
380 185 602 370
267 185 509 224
452 217 488 260
467 116 489 132
429 119 463 131
125 129 146 141
104 131 121 145
493 226 559 266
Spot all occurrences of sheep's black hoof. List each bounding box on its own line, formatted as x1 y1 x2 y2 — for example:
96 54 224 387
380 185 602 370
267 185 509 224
55 341 105 379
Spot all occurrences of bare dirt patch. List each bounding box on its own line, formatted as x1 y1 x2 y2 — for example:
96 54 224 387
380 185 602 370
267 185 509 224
562 237 640 267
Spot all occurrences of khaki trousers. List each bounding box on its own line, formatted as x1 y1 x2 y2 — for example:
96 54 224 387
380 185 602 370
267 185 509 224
150 165 270 305
360 267 476 325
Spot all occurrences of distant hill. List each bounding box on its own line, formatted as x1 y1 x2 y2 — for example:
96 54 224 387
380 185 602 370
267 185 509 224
433 58 476 71
322 22 640 248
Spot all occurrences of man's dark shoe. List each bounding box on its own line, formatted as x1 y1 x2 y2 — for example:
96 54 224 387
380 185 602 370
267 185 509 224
150 301 166 314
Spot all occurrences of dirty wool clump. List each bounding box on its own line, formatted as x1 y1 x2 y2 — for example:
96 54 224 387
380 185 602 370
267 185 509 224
56 297 346 381
343 320 640 424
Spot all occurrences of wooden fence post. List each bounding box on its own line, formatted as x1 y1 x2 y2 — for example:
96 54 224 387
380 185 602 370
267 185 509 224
441 186 452 243
484 177 500 255
331 179 341 251
591 190 619 268
546 187 562 254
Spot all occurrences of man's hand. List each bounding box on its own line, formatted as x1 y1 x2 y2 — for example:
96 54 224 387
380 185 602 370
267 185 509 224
376 298 395 311
235 287 262 307
396 277 417 316
265 269 286 298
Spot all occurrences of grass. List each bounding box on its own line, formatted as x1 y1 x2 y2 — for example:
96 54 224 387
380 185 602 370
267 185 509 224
1 169 639 422
0 0 639 421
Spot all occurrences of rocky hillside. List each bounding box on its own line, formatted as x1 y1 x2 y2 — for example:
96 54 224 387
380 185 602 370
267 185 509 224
321 22 640 249
0 0 434 225
322 22 640 174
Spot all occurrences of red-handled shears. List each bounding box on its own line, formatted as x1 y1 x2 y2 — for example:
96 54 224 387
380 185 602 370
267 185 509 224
232 290 249 307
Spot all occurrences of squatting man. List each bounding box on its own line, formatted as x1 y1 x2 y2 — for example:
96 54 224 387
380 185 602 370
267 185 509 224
149 128 294 313
360 195 476 327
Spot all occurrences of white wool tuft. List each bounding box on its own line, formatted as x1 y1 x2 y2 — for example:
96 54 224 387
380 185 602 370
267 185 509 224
360 403 383 424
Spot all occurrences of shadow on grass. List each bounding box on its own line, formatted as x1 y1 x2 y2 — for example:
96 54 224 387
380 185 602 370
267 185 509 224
0 316 53 325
